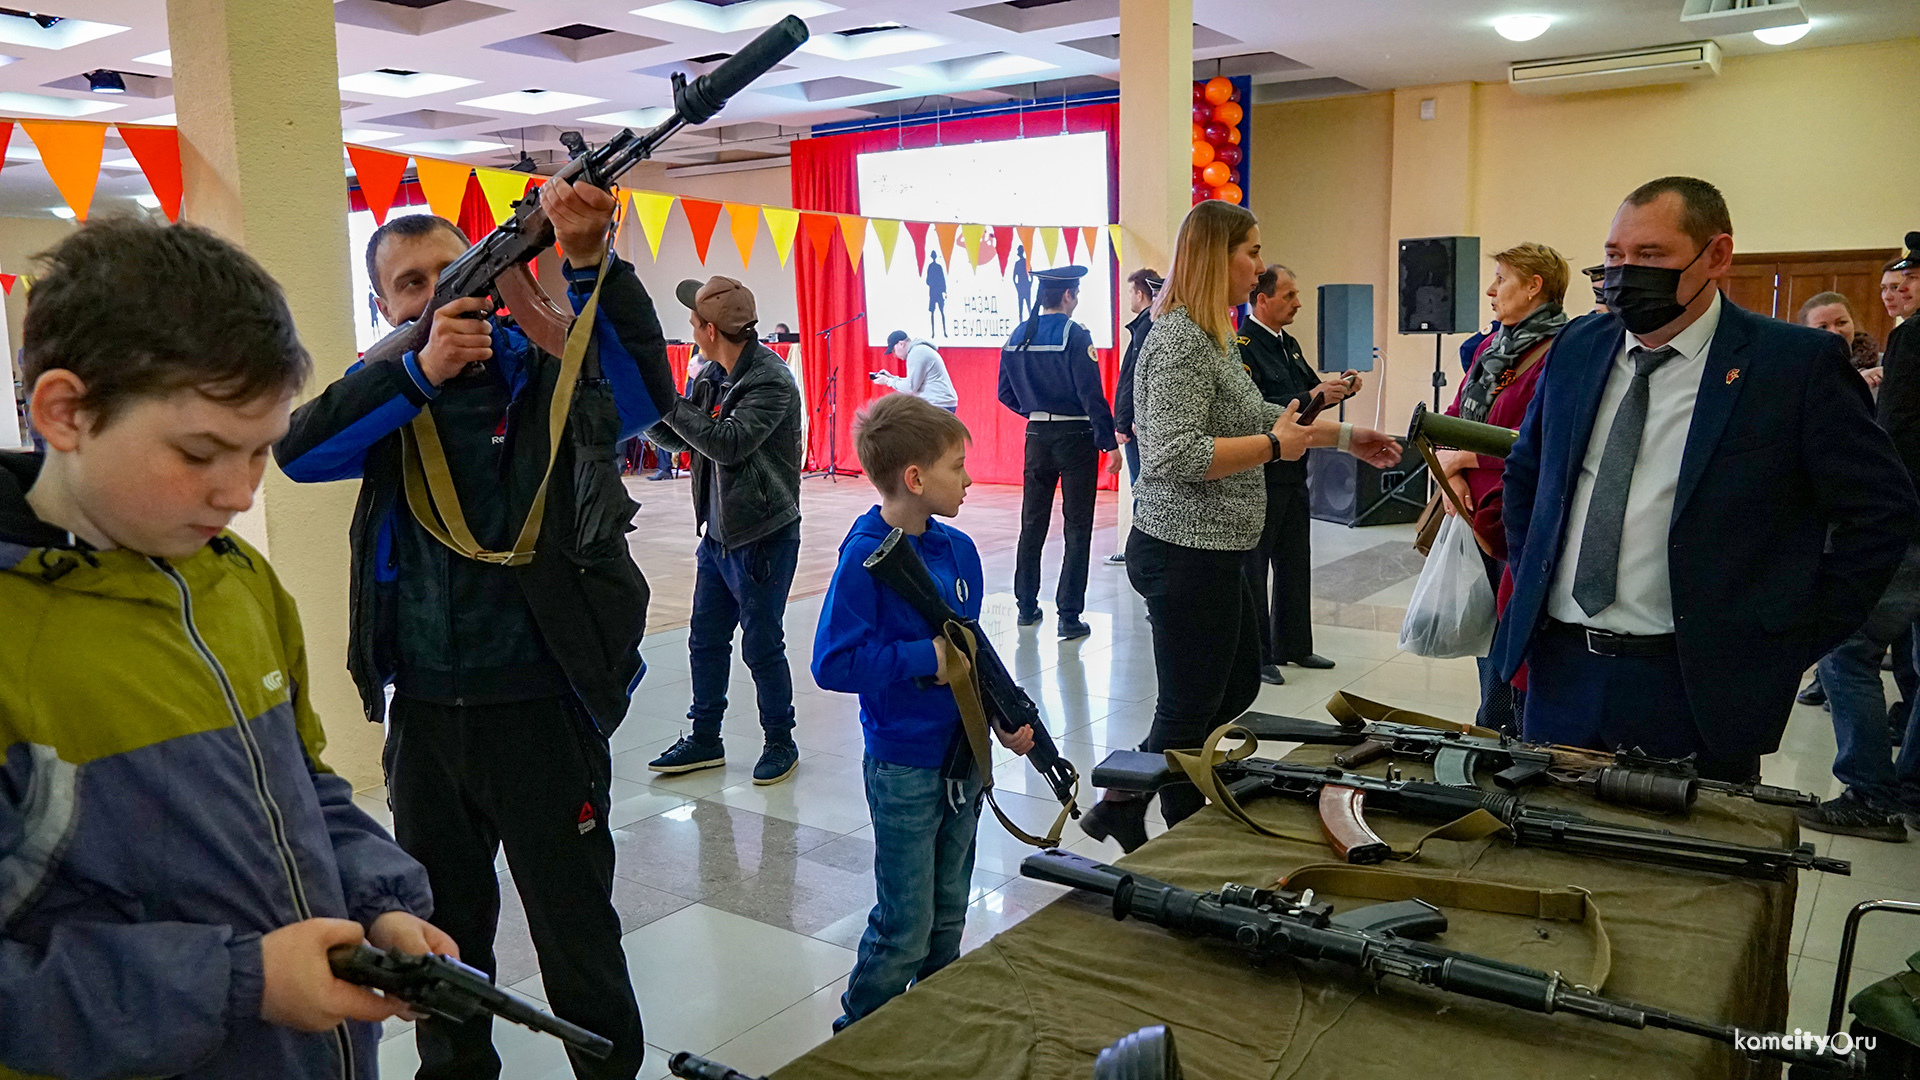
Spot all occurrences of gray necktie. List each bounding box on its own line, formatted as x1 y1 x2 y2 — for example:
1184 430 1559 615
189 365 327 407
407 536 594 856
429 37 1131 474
1570 344 1680 618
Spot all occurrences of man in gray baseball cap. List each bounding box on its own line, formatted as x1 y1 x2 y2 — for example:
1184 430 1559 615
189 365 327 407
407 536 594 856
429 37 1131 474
646 275 807 784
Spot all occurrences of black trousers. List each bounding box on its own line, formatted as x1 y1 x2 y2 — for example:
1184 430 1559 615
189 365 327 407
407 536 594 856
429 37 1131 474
1016 420 1099 620
385 694 645 1080
1241 481 1314 665
1127 529 1263 824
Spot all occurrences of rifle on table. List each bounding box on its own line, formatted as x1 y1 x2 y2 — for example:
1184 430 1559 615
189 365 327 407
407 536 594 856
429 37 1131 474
1092 747 1849 881
358 16 809 362
863 527 1080 833
329 944 611 1059
1236 705 1819 815
1022 849 1863 1075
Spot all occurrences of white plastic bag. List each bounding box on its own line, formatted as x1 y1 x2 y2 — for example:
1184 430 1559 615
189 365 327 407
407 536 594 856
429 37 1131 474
1397 514 1496 659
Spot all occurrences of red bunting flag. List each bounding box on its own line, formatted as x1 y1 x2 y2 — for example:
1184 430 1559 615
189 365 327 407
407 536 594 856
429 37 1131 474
1063 223 1081 265
117 125 184 222
0 274 14 295
801 212 839 267
347 145 409 225
903 220 930 272
680 198 724 264
991 224 1014 276
0 123 11 179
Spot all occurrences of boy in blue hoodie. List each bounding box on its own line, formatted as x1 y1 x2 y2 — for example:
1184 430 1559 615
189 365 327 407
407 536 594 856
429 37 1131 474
813 394 1033 1030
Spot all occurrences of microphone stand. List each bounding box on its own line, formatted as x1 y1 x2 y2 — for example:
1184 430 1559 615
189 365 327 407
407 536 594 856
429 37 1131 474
803 312 864 482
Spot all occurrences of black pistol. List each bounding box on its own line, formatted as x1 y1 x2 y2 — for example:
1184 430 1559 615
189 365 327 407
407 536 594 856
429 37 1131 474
328 944 612 1059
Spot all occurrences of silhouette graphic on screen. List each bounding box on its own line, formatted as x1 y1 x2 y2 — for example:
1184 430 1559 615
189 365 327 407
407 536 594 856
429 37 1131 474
1013 245 1030 321
927 249 948 337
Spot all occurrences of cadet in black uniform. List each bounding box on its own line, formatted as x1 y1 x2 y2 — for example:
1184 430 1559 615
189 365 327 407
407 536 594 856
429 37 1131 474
997 265 1116 640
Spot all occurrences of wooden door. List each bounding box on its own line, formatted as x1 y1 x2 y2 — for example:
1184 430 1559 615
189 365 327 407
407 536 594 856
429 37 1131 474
1725 249 1899 353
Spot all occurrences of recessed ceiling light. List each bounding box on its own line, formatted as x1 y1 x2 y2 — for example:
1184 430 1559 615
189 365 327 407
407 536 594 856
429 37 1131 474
458 89 606 115
0 13 127 50
392 138 509 156
1492 14 1552 42
49 206 75 219
133 193 161 209
4 143 38 161
0 90 122 116
581 107 673 128
1753 21 1811 45
630 0 839 35
99 155 140 169
342 128 399 143
86 69 126 93
128 112 174 126
132 49 170 66
338 69 481 99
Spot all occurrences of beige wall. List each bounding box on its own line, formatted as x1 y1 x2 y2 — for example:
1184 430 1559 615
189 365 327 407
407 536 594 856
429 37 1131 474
1251 35 1920 437
615 162 798 335
0 215 76 390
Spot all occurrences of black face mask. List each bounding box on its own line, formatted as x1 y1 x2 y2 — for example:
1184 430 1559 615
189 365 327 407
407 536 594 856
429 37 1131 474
1600 241 1714 335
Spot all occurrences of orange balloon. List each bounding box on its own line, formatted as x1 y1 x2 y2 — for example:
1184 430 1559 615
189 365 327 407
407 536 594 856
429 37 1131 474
1214 182 1243 204
1201 160 1229 187
1228 126 1242 145
1192 138 1215 168
1192 121 1205 141
1204 76 1233 106
1212 101 1244 126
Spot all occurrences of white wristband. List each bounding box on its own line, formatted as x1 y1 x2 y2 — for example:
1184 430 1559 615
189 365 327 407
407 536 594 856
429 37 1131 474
1337 422 1353 453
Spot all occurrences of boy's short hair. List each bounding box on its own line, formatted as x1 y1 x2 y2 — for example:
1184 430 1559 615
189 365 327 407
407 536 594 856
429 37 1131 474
365 213 469 295
23 217 311 430
855 393 969 497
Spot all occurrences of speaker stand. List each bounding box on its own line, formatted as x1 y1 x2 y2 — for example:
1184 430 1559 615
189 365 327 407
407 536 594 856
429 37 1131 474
1430 333 1446 411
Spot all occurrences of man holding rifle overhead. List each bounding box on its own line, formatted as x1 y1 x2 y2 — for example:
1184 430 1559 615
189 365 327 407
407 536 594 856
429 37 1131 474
276 178 668 1079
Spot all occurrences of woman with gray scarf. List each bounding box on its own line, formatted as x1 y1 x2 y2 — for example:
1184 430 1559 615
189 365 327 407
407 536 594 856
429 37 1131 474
1436 241 1571 733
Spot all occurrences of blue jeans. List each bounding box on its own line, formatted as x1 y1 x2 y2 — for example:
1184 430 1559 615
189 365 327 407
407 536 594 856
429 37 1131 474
688 520 801 743
1817 544 1920 812
837 755 983 1030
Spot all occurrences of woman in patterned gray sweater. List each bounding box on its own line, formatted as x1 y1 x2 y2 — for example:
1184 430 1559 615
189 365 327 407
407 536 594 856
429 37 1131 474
1079 199 1403 847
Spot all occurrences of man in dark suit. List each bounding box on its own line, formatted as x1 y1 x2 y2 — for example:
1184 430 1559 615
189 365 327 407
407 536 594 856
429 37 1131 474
1240 264 1354 682
1493 177 1918 783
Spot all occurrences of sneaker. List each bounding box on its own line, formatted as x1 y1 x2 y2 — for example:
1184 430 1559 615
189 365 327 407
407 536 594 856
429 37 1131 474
1796 681 1827 706
1017 607 1043 627
1259 664 1286 685
647 470 676 481
1797 791 1909 843
753 741 799 785
1291 654 1336 670
648 734 725 774
1104 553 1126 565
1058 616 1091 641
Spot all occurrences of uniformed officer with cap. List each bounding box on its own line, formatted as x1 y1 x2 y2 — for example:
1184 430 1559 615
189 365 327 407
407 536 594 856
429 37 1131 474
997 264 1116 640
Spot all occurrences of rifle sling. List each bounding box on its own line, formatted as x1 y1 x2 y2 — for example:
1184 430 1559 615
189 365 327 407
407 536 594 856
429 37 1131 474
944 620 1074 848
400 253 613 567
1414 436 1494 557
1327 689 1504 740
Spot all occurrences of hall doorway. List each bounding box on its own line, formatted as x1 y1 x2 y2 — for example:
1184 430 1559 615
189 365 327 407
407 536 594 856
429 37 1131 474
1723 248 1901 351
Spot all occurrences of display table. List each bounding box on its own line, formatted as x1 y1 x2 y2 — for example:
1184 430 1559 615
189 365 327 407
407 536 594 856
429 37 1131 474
771 746 1799 1080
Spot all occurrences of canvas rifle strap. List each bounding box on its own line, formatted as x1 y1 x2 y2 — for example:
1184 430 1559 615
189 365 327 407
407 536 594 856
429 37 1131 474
944 620 1072 848
1414 436 1494 557
400 253 613 566
1326 690 1504 739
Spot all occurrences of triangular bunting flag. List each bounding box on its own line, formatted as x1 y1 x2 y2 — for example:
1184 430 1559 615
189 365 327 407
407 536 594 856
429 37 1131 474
22 120 106 221
1080 226 1100 263
630 190 675 259
413 157 472 223
904 221 930 272
0 123 11 178
763 206 799 267
932 222 959 270
958 223 984 269
991 225 1014 276
724 203 760 268
800 212 839 267
871 218 901 271
348 145 410 225
476 169 533 229
837 215 867 273
1108 224 1124 265
681 198 724 264
1015 225 1036 267
0 274 14 295
117 124 183 222
1063 224 1081 265
1039 226 1062 267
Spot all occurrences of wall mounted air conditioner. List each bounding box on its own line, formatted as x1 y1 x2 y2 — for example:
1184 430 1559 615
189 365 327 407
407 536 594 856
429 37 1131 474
1508 41 1722 96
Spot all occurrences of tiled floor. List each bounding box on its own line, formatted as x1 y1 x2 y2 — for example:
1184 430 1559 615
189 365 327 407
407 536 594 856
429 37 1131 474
360 475 1920 1078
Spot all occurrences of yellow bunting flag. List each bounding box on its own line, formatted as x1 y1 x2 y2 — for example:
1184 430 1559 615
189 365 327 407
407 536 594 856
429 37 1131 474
837 215 867 273
630 190 676 260
1080 226 1100 263
763 206 799 267
1039 226 1062 267
1108 224 1124 265
22 120 106 221
871 218 901 271
725 202 760 268
932 222 959 270
413 157 472 223
476 169 532 227
958 223 985 269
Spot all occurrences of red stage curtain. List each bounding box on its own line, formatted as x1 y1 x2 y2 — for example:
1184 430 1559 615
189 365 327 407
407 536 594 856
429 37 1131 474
664 341 792 395
791 104 1121 486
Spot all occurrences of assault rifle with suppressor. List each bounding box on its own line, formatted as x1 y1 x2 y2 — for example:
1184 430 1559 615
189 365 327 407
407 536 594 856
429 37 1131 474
1022 849 1863 1074
1092 747 1849 880
1235 708 1819 815
357 16 810 364
329 944 611 1058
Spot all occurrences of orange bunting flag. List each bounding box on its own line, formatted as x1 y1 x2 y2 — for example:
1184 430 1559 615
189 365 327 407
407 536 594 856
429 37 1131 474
23 120 106 221
871 218 901 271
904 221 930 272
630 191 676 260
932 222 959 270
1080 226 1100 263
800 212 839 267
348 145 410 225
0 274 14 295
413 157 472 223
476 169 533 229
837 215 867 273
958 223 984 269
1062 224 1081 265
1015 225 1036 266
1108 224 1124 264
680 198 724 264
117 124 183 222
991 224 1014 275
763 206 799 267
1039 226 1062 267
724 202 760 268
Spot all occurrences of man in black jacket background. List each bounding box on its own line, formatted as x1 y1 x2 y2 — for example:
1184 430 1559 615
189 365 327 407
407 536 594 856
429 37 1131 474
644 277 806 784
1105 267 1159 566
276 180 668 1080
